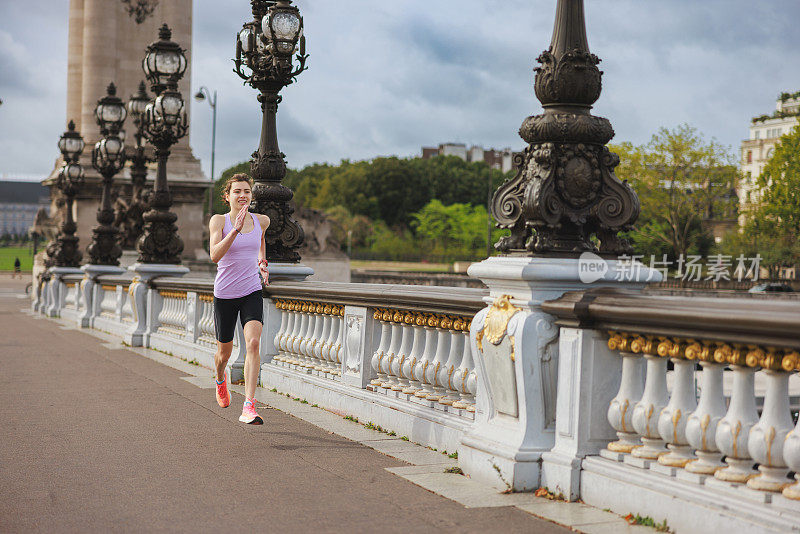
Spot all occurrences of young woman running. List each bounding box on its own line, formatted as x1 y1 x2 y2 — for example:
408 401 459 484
209 173 270 424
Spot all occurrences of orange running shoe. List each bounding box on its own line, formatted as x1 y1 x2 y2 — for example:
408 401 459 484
239 397 263 425
215 372 231 408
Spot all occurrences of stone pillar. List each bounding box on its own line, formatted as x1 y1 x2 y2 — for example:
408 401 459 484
80 0 118 145
459 257 658 492
67 0 84 129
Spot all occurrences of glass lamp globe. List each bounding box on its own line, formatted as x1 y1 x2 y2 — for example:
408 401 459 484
155 92 184 126
58 121 85 161
65 162 83 181
127 82 150 120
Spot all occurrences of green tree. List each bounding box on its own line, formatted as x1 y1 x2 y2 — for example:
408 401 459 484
411 200 504 261
612 124 738 261
727 124 800 276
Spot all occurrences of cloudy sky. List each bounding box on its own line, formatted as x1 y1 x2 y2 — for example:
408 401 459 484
1 0 799 180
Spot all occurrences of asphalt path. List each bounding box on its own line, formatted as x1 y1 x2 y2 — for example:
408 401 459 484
0 278 568 533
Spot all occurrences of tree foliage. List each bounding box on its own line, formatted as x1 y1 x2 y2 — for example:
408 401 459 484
725 125 800 276
612 124 738 260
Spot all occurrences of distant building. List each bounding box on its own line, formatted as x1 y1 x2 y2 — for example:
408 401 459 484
420 143 517 173
739 91 800 209
0 181 50 236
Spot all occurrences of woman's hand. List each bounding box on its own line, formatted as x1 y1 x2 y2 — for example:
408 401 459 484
233 207 248 233
258 259 269 286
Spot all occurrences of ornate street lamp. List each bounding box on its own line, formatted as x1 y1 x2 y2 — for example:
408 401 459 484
47 120 86 267
234 0 308 263
87 82 126 265
118 80 154 249
136 24 189 264
490 0 639 256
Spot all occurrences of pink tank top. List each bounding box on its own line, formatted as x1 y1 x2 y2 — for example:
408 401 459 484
213 212 263 299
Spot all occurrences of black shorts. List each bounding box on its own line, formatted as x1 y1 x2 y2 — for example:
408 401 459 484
213 290 263 343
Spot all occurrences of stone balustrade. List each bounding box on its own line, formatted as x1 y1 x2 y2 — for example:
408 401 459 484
34 269 800 531
44 273 485 452
542 288 800 532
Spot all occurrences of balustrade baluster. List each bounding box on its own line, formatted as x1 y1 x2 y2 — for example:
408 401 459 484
295 303 312 365
606 334 645 453
331 306 344 375
452 318 475 410
438 317 463 406
392 313 415 392
317 306 333 372
782 351 800 500
281 302 299 356
630 338 670 460
685 343 728 474
426 318 451 401
272 300 288 362
297 302 313 364
657 339 698 468
309 305 325 370
403 313 427 395
747 349 794 492
413 315 439 399
371 310 392 387
715 346 760 483
382 312 404 390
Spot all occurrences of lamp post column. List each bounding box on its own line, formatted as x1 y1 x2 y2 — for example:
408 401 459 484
234 0 312 278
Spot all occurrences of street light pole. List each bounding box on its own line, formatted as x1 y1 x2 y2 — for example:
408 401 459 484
234 0 308 264
194 87 217 216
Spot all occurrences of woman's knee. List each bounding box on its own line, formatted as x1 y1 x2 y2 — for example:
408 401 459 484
246 337 260 354
216 342 233 358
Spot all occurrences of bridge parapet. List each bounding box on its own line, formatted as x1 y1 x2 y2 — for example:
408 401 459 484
38 273 800 530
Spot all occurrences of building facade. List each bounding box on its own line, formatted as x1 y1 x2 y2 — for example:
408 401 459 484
420 143 517 173
739 91 800 207
0 181 50 237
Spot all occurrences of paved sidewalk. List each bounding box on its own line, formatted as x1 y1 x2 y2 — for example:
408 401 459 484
0 278 571 533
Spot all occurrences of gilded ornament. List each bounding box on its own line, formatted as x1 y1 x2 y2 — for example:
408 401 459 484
607 331 628 352
782 351 800 372
476 295 521 353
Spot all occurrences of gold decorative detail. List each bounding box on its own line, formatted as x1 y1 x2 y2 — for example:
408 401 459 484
373 309 381 320
403 312 414 325
607 331 629 352
656 338 683 359
672 409 682 443
199 293 213 303
619 399 630 432
476 295 521 353
382 309 393 322
440 316 453 330
101 284 116 292
159 290 187 299
427 315 439 328
700 414 711 451
746 347 764 368
731 420 742 457
765 426 776 465
509 335 516 361
783 351 800 372
630 335 655 355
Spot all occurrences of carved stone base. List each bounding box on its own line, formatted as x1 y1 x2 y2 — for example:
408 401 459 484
461 255 660 492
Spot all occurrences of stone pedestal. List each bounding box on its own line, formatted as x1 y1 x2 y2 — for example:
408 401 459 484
268 263 314 282
78 264 125 327
459 255 658 492
125 263 189 346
